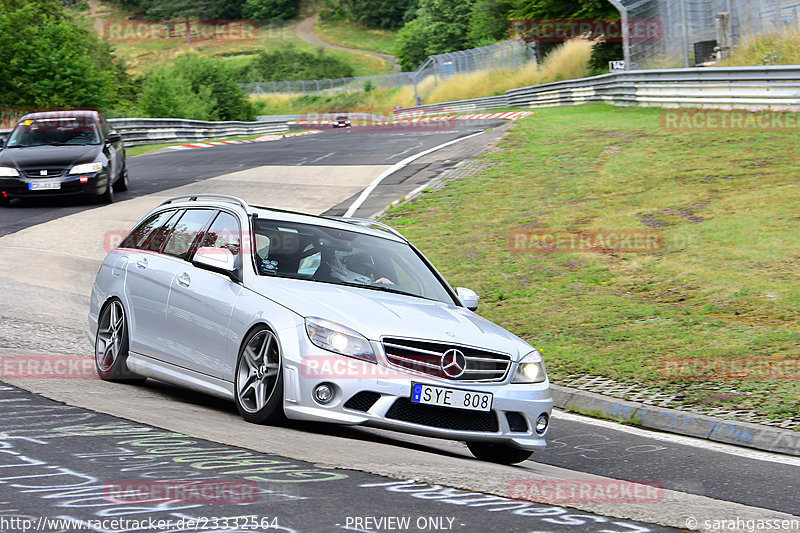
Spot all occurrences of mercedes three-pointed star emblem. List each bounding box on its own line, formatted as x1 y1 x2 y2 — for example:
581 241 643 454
441 349 467 378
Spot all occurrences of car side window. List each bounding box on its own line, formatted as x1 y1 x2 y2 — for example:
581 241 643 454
162 209 214 260
119 209 176 250
199 211 241 259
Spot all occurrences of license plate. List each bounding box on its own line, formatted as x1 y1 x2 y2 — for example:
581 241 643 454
411 383 493 412
28 182 61 191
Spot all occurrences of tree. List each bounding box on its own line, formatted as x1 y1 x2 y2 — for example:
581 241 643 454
322 0 418 30
140 54 256 120
395 0 475 70
242 0 300 20
468 0 514 45
509 0 618 19
0 0 120 110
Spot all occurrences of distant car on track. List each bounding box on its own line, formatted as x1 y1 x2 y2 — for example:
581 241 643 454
88 195 553 464
0 110 128 205
332 115 351 128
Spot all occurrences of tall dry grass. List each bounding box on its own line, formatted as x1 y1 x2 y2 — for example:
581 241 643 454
251 40 595 114
718 25 800 66
422 40 593 104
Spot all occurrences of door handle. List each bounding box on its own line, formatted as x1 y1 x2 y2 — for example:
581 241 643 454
136 258 148 269
177 272 191 287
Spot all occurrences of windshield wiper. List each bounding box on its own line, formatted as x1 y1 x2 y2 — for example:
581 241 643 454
334 280 429 300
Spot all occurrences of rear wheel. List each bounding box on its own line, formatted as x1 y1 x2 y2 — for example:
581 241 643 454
95 299 146 383
466 442 533 465
235 327 284 424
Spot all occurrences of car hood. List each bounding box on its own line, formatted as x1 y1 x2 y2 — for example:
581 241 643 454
247 277 532 360
0 145 100 170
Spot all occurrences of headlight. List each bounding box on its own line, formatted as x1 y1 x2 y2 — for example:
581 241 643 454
305 317 376 363
0 166 19 177
511 350 548 384
69 162 103 175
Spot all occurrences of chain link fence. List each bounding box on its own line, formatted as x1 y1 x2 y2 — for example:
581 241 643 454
618 0 800 69
240 40 536 96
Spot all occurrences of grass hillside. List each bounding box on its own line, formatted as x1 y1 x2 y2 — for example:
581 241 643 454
382 104 800 422
73 1 395 76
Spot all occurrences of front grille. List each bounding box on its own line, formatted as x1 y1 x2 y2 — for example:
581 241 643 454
385 398 499 432
382 337 511 382
22 168 66 178
506 412 529 432
343 391 381 412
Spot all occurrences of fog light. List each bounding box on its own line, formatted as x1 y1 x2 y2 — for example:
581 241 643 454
314 383 334 404
535 414 549 435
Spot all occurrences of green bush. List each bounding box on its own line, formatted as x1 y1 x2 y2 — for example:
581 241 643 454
139 54 256 120
242 0 301 20
239 44 355 82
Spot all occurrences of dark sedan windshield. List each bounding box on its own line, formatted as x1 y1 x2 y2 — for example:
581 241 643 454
6 117 100 147
252 218 456 305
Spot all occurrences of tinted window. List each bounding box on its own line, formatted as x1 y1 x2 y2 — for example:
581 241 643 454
252 219 456 304
163 209 214 260
200 212 241 259
120 210 176 250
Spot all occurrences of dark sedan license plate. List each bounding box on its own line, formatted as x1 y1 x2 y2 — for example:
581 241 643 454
28 182 61 191
411 382 493 412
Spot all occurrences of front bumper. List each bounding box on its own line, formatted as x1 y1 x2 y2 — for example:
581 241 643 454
280 327 553 450
0 172 107 198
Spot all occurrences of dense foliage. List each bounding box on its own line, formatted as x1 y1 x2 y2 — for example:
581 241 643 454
114 0 301 21
395 0 623 70
320 0 418 30
0 0 131 110
140 54 256 120
239 45 355 82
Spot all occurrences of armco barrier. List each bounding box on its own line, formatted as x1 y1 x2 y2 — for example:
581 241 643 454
396 65 800 117
107 117 288 147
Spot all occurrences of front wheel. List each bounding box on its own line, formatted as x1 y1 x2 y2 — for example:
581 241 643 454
235 327 284 424
466 442 533 465
97 178 114 204
95 299 146 383
114 162 129 192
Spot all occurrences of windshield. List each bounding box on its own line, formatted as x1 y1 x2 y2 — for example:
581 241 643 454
252 218 457 305
6 117 101 147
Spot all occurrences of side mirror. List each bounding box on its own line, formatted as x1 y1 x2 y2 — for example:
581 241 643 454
192 247 239 281
106 132 122 144
456 287 480 311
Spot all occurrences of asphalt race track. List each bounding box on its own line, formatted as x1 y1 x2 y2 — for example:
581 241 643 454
1 122 798 533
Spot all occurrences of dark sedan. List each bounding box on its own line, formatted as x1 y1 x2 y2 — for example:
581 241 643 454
0 110 128 205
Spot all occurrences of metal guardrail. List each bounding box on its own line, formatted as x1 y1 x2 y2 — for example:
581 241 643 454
107 117 289 147
395 66 800 117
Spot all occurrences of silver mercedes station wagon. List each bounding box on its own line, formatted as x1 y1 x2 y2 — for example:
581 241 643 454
88 195 553 464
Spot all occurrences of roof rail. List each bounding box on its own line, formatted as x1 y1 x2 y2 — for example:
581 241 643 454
327 216 407 241
160 194 249 212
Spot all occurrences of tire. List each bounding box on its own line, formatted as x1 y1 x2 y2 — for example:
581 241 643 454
466 442 533 465
235 326 284 424
114 162 129 192
0 197 9 206
94 299 146 383
97 177 114 204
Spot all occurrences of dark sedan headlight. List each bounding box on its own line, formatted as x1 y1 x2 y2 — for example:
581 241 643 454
0 167 19 177
305 317 376 363
69 162 103 175
511 350 548 383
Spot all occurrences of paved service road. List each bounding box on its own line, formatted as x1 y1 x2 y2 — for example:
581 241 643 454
0 122 798 533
